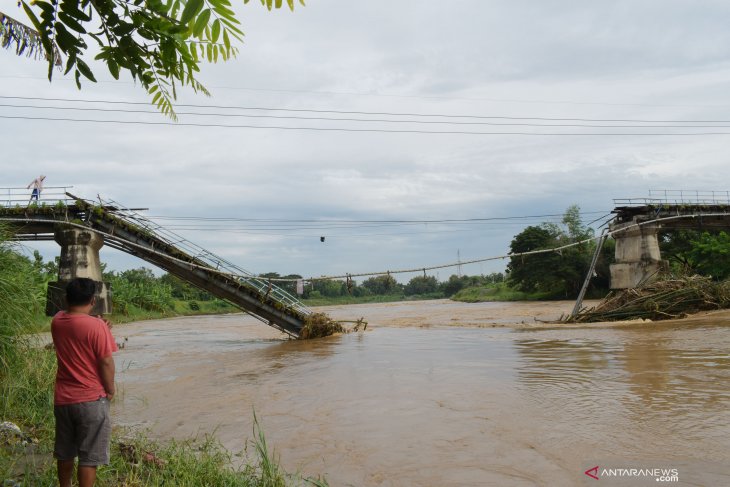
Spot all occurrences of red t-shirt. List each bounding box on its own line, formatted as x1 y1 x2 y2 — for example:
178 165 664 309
51 311 119 406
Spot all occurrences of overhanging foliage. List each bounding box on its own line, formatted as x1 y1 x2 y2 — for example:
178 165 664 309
6 0 303 118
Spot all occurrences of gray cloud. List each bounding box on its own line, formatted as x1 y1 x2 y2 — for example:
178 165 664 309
2 0 730 280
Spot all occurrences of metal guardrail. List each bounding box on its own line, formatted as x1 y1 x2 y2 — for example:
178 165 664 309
614 190 730 207
97 197 312 319
0 186 75 207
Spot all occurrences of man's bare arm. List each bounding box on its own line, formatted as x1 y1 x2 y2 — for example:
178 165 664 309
99 355 116 400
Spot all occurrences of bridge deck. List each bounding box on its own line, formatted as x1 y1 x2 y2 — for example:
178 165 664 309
0 198 310 337
612 204 730 228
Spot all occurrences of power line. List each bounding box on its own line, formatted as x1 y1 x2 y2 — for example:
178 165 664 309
5 211 717 283
3 95 730 123
5 103 730 128
145 211 610 224
4 115 730 135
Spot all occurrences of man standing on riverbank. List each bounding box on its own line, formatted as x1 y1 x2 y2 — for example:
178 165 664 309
51 278 118 487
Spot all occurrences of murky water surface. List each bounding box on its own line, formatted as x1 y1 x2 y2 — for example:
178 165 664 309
114 301 730 486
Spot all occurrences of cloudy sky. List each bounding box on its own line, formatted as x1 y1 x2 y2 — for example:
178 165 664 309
2 0 730 281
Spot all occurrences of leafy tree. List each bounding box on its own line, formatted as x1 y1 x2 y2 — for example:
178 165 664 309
507 205 600 298
307 278 346 298
507 225 562 293
404 275 439 296
686 231 730 280
160 272 215 300
440 274 498 297
660 229 704 272
258 272 302 296
2 0 304 117
361 275 400 295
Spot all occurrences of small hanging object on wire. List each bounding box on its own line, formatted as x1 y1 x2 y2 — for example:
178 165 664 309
423 268 427 278
346 274 353 295
320 236 325 243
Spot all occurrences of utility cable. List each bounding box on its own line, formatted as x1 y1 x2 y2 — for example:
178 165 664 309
4 95 730 123
4 115 730 135
3 211 729 283
5 103 730 128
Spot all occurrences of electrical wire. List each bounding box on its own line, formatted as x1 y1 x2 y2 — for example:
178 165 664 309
2 211 726 282
4 95 730 123
4 115 730 135
5 103 730 128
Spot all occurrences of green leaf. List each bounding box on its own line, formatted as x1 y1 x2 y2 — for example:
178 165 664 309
21 1 43 32
218 17 244 38
76 59 97 82
64 54 76 75
107 59 120 80
192 9 211 37
211 19 221 43
58 12 87 33
180 0 204 25
53 23 79 53
222 29 230 49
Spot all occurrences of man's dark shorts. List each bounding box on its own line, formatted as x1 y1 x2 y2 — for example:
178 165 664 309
54 397 111 466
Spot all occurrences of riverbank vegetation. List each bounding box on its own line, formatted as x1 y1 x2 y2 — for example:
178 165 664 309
0 228 327 486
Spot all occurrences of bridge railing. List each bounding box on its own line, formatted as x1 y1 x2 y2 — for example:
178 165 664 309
97 197 312 318
614 190 730 207
0 186 75 207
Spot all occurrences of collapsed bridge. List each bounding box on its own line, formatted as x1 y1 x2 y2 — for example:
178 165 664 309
0 188 311 337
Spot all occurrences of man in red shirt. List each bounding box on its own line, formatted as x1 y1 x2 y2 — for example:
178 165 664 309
51 278 118 487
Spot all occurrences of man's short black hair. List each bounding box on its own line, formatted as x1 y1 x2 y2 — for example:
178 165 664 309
66 278 97 307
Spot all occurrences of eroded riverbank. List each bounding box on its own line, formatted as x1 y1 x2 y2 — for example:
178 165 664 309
113 300 730 486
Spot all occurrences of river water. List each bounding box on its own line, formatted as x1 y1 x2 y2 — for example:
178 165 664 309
113 300 730 486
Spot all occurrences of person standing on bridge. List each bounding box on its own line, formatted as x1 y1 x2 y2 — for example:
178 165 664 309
27 174 46 203
51 278 118 487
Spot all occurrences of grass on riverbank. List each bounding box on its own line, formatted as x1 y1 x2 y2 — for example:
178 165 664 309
0 342 327 486
451 283 554 302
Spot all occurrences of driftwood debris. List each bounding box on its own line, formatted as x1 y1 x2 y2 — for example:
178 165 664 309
566 275 730 323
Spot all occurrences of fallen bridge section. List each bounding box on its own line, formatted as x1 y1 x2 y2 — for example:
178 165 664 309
0 197 311 337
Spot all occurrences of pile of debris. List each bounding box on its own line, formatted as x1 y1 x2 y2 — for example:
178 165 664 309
299 312 345 339
567 275 730 323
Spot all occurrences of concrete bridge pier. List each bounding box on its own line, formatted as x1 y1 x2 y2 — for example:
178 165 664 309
46 226 112 316
609 220 667 289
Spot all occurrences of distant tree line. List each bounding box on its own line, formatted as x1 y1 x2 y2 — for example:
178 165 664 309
257 271 505 300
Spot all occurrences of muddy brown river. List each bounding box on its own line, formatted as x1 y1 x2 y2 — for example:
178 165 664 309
113 300 730 486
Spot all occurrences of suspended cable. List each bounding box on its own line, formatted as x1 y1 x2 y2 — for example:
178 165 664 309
3 211 729 283
4 95 730 123
5 103 730 128
4 115 730 135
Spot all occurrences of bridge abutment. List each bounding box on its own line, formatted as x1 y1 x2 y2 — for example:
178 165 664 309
46 226 112 316
609 220 667 289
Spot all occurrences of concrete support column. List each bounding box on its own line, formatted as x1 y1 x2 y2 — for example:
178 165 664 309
609 220 667 289
46 226 112 316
